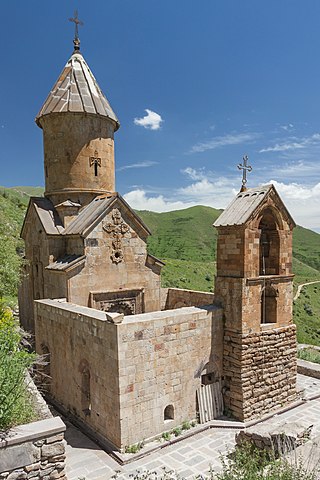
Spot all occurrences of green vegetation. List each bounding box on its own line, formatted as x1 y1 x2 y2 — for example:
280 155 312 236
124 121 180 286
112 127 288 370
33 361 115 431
294 283 320 345
0 187 30 303
298 347 320 364
125 441 144 454
161 258 215 292
293 226 320 272
161 431 171 441
0 303 36 430
139 205 221 262
216 442 319 480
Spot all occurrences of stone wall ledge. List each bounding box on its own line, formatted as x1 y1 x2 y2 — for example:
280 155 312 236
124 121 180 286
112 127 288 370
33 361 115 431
0 417 66 448
297 359 320 380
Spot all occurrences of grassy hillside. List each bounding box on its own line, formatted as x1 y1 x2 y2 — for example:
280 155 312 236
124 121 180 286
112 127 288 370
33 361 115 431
293 225 320 271
139 206 222 262
294 282 320 345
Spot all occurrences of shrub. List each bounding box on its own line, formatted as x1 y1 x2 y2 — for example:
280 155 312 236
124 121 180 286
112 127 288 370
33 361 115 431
0 303 36 431
216 442 319 480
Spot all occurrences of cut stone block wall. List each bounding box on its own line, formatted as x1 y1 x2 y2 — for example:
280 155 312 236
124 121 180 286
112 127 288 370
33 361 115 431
161 288 214 310
34 299 121 449
223 324 297 421
0 417 66 479
117 304 223 448
35 298 223 451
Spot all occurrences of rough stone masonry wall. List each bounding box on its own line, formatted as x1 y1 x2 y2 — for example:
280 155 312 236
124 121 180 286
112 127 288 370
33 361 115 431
0 417 66 480
224 324 297 421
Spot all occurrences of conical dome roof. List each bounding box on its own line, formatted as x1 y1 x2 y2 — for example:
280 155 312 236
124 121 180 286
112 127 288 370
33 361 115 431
36 51 120 130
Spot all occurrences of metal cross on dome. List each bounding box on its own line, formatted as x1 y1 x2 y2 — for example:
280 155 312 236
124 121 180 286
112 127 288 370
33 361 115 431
69 10 84 51
238 155 252 191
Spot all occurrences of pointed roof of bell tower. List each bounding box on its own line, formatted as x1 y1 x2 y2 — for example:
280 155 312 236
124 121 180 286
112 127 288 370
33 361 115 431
36 18 120 130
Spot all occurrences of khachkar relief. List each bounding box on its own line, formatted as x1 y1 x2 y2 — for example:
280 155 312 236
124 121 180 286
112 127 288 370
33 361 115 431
103 209 130 263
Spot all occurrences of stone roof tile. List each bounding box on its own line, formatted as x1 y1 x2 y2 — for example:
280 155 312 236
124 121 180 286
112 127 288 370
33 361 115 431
36 52 119 129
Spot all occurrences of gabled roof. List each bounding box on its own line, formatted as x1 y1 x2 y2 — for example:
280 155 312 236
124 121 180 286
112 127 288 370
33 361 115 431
36 51 119 130
45 254 86 272
22 193 152 240
21 197 64 238
63 193 152 238
213 184 295 228
63 194 116 235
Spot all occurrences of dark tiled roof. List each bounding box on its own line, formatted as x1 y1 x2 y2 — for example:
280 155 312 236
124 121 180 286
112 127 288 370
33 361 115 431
36 51 119 129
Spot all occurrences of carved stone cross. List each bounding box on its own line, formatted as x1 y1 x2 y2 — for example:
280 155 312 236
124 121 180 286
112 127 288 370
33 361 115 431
103 209 130 263
89 151 101 177
238 155 252 190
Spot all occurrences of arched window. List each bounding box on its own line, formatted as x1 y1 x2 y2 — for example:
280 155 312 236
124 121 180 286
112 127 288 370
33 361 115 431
79 360 91 416
164 404 174 421
261 285 278 324
259 209 280 276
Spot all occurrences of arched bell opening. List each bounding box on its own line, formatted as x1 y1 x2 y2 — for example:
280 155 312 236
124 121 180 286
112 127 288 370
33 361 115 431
259 208 280 276
261 285 278 324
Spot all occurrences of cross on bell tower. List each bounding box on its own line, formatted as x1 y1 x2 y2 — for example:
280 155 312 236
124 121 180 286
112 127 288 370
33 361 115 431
237 155 252 192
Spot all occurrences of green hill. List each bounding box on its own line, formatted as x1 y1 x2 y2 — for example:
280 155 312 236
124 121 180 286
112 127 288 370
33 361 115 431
1 187 320 336
137 206 320 278
139 205 222 262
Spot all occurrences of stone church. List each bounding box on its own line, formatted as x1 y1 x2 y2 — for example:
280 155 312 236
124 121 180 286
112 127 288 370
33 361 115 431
19 33 297 451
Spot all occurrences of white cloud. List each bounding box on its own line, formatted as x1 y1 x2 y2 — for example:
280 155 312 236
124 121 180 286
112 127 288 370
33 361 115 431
182 167 206 181
123 189 194 212
260 133 320 153
280 123 294 131
266 180 320 231
268 160 320 180
190 132 259 153
134 109 163 130
117 161 158 172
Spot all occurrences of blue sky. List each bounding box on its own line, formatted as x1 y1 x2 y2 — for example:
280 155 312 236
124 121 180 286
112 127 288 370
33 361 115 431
1 1 320 232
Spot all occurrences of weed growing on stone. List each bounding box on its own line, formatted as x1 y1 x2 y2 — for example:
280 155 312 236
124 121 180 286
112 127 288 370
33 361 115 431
125 441 144 454
172 427 182 437
162 431 171 441
181 421 191 430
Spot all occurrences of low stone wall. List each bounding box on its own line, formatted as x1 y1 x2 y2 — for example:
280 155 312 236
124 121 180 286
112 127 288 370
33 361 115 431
224 324 297 421
297 358 320 380
161 287 214 310
0 417 67 479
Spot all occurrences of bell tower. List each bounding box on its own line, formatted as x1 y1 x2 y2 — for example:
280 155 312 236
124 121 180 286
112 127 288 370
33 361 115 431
213 169 297 421
36 15 120 208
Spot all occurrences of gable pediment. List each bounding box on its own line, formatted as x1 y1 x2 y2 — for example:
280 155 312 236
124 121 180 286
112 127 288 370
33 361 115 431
214 184 295 231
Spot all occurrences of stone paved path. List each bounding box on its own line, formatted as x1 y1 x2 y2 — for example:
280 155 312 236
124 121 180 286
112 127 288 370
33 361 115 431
65 374 320 480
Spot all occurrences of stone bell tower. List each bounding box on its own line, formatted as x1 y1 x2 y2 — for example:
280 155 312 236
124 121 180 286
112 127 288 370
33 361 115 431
213 160 297 421
36 19 120 210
